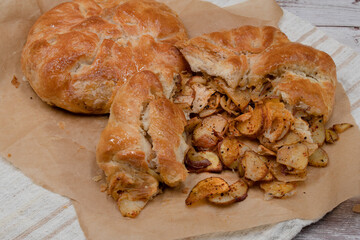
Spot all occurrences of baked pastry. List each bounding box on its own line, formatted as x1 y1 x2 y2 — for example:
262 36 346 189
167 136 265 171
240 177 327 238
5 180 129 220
176 26 336 122
96 71 188 217
21 0 188 114
173 26 337 199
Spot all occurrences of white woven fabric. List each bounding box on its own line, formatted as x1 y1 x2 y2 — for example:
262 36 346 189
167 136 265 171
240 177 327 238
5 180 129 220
1 1 360 239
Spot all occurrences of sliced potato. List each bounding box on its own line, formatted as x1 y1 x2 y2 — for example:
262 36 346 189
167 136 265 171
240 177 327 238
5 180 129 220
257 145 276 156
241 151 269 181
199 108 218 118
260 181 296 200
186 150 223 173
218 138 241 169
267 159 307 182
236 105 263 138
185 148 211 170
193 114 228 149
242 177 255 187
261 171 274 181
238 161 245 177
332 123 353 133
277 143 308 170
308 147 329 167
283 166 307 175
185 177 230 205
227 120 241 137
309 117 325 146
262 99 293 142
273 131 302 150
302 142 318 156
185 116 201 133
208 179 248 205
325 128 339 144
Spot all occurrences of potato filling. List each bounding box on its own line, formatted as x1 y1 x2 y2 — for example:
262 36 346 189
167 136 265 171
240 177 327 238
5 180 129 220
173 71 340 202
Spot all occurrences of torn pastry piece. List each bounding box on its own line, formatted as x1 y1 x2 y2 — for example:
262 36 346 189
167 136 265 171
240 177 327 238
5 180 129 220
96 71 188 217
174 25 337 200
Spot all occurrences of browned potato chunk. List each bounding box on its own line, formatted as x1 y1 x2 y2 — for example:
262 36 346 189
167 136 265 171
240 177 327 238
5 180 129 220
332 123 353 133
267 160 307 182
185 177 230 205
309 117 325 146
241 151 269 181
260 181 296 199
186 149 222 173
277 143 308 170
308 148 329 167
193 114 228 149
208 179 248 205
236 105 263 138
325 128 339 144
218 138 241 169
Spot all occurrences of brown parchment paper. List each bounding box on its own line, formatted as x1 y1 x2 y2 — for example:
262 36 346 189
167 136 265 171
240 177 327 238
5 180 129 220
0 0 359 239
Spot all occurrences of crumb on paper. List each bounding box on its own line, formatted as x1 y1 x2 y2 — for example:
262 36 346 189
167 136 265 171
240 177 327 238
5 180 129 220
7 153 11 158
182 187 189 194
57 121 65 129
11 75 20 88
79 145 85 150
353 204 360 213
100 184 107 192
92 175 103 182
63 205 68 209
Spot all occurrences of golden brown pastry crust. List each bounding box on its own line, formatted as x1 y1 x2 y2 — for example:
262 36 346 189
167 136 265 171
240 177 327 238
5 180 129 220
96 71 188 217
21 0 188 114
176 26 336 122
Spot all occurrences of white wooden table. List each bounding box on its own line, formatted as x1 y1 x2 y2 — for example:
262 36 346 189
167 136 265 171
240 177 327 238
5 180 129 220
277 0 360 239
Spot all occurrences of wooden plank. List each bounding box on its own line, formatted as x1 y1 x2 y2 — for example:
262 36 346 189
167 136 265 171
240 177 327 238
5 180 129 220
277 0 360 27
294 197 360 240
318 26 360 53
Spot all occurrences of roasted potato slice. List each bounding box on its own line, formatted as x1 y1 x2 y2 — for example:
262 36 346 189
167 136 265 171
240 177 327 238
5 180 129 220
185 116 201 133
241 151 269 181
185 177 230 205
309 117 325 146
261 171 274 181
186 149 222 173
325 128 339 144
262 99 293 143
185 148 211 169
277 143 308 170
332 123 353 133
273 131 302 150
218 138 242 169
193 114 228 149
199 108 218 118
260 181 296 200
257 145 276 156
236 105 263 138
308 147 329 167
267 159 307 182
208 179 248 205
238 160 245 177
